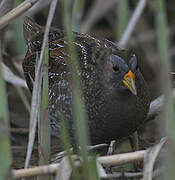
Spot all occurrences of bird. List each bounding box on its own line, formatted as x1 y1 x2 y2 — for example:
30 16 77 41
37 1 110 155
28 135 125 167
23 16 150 146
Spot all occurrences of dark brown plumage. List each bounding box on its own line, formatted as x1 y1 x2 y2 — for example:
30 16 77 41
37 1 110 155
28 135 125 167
23 17 150 145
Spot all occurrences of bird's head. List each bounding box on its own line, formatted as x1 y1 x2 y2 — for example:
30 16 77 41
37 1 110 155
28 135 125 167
105 53 138 96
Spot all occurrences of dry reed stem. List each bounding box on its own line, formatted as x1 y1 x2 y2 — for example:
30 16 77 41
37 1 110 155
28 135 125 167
0 0 14 17
12 136 166 179
143 137 167 180
0 0 40 29
13 163 58 178
2 63 27 88
99 150 145 166
119 0 147 48
13 150 146 178
24 0 58 168
13 137 167 179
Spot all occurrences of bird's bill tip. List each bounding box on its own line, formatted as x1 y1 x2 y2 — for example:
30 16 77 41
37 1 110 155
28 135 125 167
123 70 137 96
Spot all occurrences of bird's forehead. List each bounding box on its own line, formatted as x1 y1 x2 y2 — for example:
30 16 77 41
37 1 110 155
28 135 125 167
110 49 135 66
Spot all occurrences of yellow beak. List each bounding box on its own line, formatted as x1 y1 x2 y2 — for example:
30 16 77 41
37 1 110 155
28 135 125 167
123 70 137 96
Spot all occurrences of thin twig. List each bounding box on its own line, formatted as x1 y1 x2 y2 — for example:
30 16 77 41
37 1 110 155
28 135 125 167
24 0 58 168
25 0 52 17
24 54 42 169
119 0 147 48
2 63 27 88
0 0 39 29
143 137 167 180
0 0 14 17
10 128 29 134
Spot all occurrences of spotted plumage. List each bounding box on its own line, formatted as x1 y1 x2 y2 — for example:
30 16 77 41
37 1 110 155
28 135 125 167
23 17 150 145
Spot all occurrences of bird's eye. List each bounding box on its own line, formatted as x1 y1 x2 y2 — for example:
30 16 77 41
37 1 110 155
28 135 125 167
113 65 119 71
109 54 125 72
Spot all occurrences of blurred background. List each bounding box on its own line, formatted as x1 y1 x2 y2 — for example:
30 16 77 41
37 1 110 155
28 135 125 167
0 0 174 177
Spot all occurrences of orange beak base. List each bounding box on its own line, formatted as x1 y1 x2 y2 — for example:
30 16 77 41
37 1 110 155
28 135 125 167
123 70 137 96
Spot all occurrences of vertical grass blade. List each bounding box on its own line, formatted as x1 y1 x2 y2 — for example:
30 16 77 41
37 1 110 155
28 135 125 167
156 0 175 179
39 46 50 166
72 0 84 32
61 0 99 179
0 45 12 180
61 0 90 151
58 116 80 180
116 0 129 40
13 17 26 55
